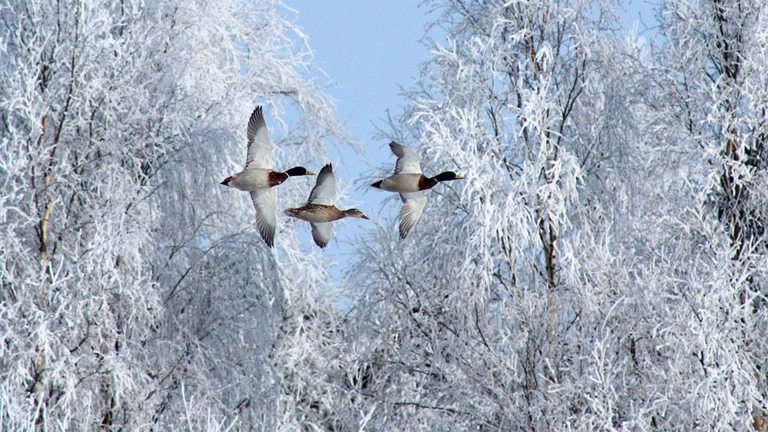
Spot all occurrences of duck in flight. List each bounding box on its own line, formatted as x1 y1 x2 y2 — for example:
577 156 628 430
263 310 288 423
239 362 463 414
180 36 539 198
220 106 314 247
371 141 464 239
285 163 369 248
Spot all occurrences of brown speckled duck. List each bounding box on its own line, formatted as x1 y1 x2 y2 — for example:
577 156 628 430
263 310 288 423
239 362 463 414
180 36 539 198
285 163 369 248
370 141 464 239
220 106 314 247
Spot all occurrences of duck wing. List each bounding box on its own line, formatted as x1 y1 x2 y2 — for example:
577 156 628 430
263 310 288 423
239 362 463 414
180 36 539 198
245 106 273 170
310 222 333 248
389 141 422 174
249 188 277 247
307 163 336 206
398 191 427 239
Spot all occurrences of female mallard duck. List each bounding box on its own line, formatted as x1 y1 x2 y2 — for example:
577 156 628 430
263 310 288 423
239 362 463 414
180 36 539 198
220 106 314 247
370 141 464 239
285 163 369 248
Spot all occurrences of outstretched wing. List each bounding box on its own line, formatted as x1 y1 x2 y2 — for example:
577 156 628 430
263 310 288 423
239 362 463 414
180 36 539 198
398 191 427 239
307 163 336 206
245 106 273 169
310 222 333 248
249 188 277 247
390 141 422 174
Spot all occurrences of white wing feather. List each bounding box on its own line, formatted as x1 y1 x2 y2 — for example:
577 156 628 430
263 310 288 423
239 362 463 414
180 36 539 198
249 188 277 247
245 107 273 169
390 142 422 174
398 191 427 239
307 163 336 206
310 222 333 248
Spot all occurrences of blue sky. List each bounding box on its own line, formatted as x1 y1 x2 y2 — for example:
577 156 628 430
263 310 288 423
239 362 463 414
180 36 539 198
285 0 434 150
279 0 438 270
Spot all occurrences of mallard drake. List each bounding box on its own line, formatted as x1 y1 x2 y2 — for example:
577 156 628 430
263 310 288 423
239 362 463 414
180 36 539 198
285 163 369 248
371 141 464 239
370 142 464 193
220 106 315 247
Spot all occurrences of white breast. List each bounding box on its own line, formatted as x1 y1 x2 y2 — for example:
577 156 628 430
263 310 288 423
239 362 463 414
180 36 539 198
380 174 422 193
231 168 272 191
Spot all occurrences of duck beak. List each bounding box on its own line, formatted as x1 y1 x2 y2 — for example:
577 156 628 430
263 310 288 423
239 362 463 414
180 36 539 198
305 170 315 176
456 175 466 180
361 214 370 220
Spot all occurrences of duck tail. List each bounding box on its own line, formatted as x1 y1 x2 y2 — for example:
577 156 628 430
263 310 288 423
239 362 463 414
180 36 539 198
370 178 384 189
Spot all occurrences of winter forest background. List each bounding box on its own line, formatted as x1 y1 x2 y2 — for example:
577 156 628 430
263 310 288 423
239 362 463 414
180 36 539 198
2 0 768 430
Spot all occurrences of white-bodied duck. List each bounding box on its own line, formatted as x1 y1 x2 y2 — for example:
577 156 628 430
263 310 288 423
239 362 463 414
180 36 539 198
285 163 369 248
371 141 464 239
221 106 314 247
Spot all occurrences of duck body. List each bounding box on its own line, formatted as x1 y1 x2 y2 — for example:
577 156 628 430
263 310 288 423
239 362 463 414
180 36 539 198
371 173 449 193
222 167 307 191
286 204 367 223
284 163 369 248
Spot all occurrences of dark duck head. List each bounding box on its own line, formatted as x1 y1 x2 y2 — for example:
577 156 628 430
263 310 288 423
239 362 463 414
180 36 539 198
420 171 465 189
269 167 316 187
284 167 315 177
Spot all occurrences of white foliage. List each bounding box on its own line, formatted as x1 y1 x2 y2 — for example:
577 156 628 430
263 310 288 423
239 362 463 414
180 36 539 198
3 0 768 430
342 0 768 430
0 0 350 429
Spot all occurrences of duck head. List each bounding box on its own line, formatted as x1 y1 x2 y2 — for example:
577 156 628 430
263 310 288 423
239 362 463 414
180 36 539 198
344 209 370 220
284 166 315 177
432 171 465 182
220 175 236 186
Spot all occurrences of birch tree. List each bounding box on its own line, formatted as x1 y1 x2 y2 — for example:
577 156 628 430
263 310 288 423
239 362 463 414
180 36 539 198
342 0 646 429
342 0 768 429
626 0 768 427
0 0 348 429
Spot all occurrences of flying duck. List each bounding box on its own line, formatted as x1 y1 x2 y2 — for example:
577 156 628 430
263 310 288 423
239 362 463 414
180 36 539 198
371 141 464 239
285 163 369 248
221 106 314 247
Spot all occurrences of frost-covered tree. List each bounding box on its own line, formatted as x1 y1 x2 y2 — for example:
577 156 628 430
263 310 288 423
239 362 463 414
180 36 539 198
342 0 647 429
4 0 767 430
341 0 768 429
0 0 349 430
627 0 768 427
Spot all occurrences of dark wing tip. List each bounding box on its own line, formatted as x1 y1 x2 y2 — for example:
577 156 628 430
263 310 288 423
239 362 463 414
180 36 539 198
249 106 263 124
399 229 409 240
398 208 419 239
313 163 334 189
389 141 404 155
255 209 275 248
398 217 409 239
311 223 331 248
320 163 333 176
312 233 329 248
247 106 267 139
261 226 275 248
